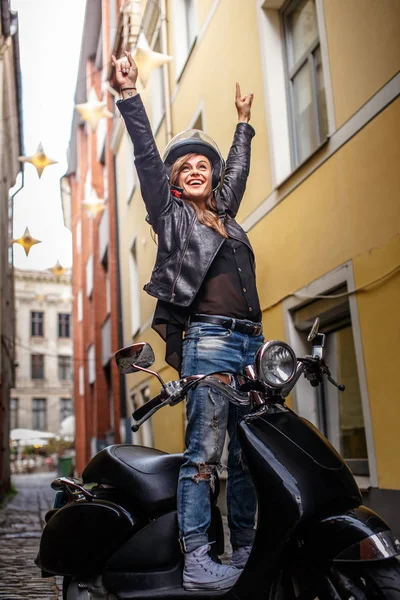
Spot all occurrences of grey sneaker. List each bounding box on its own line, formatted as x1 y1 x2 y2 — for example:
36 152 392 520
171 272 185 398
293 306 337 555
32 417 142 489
183 543 241 591
230 545 252 569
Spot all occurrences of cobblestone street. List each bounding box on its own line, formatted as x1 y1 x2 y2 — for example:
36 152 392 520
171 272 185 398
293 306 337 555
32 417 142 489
0 472 232 599
0 472 62 600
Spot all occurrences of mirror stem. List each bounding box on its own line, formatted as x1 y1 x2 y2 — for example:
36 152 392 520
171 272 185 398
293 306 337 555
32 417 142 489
131 364 167 389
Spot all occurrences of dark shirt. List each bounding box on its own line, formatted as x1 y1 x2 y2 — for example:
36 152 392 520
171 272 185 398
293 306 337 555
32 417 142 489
193 238 261 321
153 236 261 373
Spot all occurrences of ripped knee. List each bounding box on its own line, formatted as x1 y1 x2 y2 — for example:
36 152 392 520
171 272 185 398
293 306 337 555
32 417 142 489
192 463 217 492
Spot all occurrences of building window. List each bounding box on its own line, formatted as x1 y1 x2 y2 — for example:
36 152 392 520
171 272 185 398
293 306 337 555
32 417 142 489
32 398 47 430
282 0 328 165
31 311 44 337
88 345 96 384
31 354 44 380
58 313 71 338
150 33 166 131
79 365 85 396
140 386 154 448
77 290 83 322
129 239 141 337
288 283 369 477
60 398 73 422
76 219 82 253
58 355 72 380
173 0 197 78
10 398 18 429
86 255 94 298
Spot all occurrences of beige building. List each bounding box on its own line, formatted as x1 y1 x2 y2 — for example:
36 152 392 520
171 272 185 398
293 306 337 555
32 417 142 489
0 4 23 498
108 0 400 530
11 269 73 436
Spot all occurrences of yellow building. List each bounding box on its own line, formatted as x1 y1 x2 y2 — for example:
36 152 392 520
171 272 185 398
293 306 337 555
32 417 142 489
110 0 400 530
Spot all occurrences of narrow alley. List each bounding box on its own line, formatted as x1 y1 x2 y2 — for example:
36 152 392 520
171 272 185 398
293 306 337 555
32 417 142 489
0 473 62 599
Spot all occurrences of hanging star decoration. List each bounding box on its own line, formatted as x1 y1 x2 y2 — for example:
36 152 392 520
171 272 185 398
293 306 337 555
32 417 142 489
48 260 67 277
18 143 58 178
82 187 106 218
11 227 42 257
75 88 113 132
132 32 173 87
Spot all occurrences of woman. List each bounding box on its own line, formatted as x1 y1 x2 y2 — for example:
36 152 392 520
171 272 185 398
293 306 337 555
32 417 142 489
112 51 264 592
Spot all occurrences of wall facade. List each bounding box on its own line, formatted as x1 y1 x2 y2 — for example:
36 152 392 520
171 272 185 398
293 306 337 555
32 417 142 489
0 5 23 499
106 0 400 529
11 269 73 436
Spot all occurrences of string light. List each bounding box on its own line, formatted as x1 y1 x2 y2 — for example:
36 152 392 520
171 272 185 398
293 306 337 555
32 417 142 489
48 260 67 277
133 32 172 87
11 227 42 257
18 143 57 178
75 88 113 132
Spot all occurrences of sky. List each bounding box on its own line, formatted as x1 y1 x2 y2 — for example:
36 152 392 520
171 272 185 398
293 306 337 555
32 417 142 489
10 0 86 270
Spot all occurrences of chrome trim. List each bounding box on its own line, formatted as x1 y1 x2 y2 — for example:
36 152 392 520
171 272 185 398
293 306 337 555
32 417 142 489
51 477 94 502
335 530 400 562
255 341 297 389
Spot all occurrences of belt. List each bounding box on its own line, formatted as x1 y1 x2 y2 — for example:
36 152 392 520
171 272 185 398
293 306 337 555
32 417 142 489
190 314 263 337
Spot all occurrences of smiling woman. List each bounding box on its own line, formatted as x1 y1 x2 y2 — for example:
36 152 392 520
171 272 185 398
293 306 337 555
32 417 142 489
170 152 228 238
113 50 263 590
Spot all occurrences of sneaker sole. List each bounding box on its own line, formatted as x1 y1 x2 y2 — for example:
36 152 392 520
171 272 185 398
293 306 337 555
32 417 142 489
183 575 240 591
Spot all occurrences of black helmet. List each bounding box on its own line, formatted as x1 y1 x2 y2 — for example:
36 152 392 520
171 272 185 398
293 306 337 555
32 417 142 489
162 129 225 192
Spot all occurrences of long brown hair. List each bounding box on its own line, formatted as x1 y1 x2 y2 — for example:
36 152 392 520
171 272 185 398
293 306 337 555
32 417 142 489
170 153 228 238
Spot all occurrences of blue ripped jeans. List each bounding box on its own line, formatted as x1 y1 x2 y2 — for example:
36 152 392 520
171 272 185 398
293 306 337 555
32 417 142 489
178 319 264 553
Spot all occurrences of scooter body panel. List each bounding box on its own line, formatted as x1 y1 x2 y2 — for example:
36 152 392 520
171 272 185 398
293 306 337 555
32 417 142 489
301 505 400 563
236 405 362 573
37 500 134 576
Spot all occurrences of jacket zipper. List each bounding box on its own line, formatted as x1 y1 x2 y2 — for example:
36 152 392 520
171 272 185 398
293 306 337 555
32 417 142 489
170 214 197 302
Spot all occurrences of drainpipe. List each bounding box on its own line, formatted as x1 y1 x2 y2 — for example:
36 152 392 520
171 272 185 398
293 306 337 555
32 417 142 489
160 0 172 143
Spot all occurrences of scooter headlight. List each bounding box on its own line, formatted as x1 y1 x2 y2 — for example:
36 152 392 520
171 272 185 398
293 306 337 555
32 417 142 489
255 341 297 388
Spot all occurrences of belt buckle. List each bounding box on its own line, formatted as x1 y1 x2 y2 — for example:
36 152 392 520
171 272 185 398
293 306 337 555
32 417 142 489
253 325 262 336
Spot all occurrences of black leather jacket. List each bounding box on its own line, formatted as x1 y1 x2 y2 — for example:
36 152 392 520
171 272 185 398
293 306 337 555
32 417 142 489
117 95 256 308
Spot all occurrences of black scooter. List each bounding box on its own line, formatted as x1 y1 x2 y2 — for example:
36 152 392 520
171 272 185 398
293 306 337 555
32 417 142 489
36 319 400 599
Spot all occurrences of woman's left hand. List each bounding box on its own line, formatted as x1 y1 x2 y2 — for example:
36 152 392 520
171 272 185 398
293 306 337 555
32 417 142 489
235 82 254 123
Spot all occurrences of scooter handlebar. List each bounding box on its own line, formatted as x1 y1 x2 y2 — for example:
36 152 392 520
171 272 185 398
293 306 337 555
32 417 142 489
132 392 168 431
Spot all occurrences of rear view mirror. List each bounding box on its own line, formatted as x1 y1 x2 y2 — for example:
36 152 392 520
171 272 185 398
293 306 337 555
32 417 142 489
115 343 155 374
307 318 320 342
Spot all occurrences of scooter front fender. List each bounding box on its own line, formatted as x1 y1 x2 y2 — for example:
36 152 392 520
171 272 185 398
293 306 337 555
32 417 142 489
302 505 400 563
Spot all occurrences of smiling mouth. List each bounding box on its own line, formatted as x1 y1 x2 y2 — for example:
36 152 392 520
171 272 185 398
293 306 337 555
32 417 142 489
188 180 203 186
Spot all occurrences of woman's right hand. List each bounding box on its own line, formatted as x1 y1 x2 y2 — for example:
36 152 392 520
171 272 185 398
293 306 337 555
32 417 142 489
111 51 138 91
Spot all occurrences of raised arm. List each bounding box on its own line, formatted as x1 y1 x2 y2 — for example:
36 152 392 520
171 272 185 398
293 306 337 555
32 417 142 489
220 83 255 218
112 52 171 230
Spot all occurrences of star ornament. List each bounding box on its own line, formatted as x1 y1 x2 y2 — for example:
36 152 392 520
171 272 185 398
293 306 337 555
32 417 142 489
75 89 113 132
11 227 42 257
48 260 66 277
82 192 106 218
133 32 173 87
18 143 57 178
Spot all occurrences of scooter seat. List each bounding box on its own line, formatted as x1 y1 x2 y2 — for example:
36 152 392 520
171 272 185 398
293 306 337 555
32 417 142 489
82 445 182 517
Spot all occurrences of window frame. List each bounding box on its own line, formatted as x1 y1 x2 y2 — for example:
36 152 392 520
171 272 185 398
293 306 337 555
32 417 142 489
282 261 377 489
58 313 71 338
31 311 44 337
281 0 328 167
31 353 45 380
256 0 335 186
60 397 73 423
58 355 72 381
10 397 19 429
173 0 198 82
32 397 47 430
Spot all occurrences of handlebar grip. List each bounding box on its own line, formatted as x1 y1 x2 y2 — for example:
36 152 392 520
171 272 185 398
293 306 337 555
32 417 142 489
132 392 165 423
